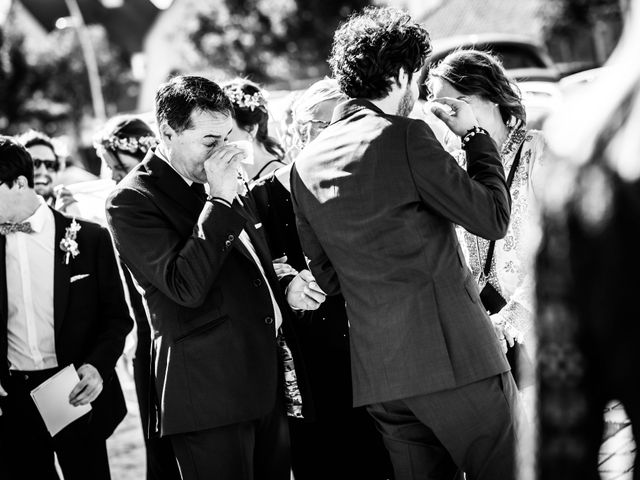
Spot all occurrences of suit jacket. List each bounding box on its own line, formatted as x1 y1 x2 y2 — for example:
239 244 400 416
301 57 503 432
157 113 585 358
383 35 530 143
0 208 132 438
291 99 512 407
105 151 310 437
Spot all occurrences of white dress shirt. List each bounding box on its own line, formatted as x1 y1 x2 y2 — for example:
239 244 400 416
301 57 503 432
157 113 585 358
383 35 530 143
237 225 283 333
6 197 58 371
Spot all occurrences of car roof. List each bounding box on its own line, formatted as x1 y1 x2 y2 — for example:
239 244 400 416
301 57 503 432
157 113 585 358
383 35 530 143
430 33 545 51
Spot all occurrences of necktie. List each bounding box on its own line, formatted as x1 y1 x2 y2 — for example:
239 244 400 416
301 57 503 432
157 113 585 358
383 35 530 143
0 222 34 235
190 182 206 201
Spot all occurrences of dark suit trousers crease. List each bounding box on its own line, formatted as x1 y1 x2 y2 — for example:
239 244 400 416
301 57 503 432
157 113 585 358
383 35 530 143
0 370 110 480
367 372 522 480
168 356 290 480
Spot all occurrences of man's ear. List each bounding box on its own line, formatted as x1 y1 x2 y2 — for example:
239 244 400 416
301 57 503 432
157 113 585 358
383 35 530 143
159 122 175 143
395 67 409 89
16 175 29 189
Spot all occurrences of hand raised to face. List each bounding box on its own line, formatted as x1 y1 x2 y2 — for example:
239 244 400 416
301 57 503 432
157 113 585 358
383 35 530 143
203 144 246 203
430 97 480 137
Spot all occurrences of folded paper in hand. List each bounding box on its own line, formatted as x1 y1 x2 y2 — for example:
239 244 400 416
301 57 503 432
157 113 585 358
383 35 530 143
30 364 92 436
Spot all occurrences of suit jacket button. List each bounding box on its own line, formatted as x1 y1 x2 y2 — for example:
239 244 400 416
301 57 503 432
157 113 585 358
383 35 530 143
224 240 232 248
253 279 262 287
264 316 274 325
227 234 235 241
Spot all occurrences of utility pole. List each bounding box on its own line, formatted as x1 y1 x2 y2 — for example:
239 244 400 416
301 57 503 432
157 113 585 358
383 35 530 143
63 0 107 121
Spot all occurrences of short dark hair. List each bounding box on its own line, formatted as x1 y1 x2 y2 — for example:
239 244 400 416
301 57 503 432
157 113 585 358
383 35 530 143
222 78 284 161
155 75 233 133
328 6 432 100
428 50 527 125
0 135 35 188
16 129 61 170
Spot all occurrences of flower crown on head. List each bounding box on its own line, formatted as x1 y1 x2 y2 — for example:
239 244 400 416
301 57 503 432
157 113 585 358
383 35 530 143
94 135 158 155
224 85 268 111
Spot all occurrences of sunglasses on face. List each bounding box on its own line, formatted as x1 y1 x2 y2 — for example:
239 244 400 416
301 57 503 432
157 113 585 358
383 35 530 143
32 158 59 171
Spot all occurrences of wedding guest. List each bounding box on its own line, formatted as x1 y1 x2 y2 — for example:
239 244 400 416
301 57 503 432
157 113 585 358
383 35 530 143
222 78 287 181
105 75 325 480
0 136 132 480
17 130 61 204
93 114 181 480
251 77 393 480
535 1 640 477
427 50 546 396
291 7 521 479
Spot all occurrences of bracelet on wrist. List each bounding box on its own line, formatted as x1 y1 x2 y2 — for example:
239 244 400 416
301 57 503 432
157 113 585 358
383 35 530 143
461 126 489 149
206 195 232 207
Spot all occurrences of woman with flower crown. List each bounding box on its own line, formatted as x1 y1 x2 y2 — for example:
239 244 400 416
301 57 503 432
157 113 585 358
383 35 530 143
427 50 547 412
222 78 287 182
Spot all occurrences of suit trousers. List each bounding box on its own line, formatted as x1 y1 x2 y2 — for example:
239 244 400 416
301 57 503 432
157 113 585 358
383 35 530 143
0 368 111 480
169 376 290 480
367 372 522 480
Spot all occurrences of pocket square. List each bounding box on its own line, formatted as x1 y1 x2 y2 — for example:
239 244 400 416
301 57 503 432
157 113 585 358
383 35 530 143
70 274 90 283
254 223 262 230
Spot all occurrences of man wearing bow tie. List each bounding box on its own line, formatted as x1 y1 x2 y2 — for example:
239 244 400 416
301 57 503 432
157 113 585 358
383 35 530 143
105 75 325 480
0 136 133 479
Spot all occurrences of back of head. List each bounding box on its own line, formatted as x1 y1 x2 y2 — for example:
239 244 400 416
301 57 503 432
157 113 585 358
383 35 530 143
93 114 158 161
329 6 431 99
222 77 284 160
292 78 347 126
290 78 348 152
428 49 526 126
155 75 233 133
0 135 35 188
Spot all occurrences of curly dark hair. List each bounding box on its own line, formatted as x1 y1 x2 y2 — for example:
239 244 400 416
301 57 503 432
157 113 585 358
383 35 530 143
221 78 284 161
428 49 526 125
155 75 233 133
328 6 432 100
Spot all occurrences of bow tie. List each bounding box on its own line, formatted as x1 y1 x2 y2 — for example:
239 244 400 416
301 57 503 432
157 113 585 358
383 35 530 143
0 222 35 235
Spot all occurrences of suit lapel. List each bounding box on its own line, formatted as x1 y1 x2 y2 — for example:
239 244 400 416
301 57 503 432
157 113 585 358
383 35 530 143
52 209 71 339
232 198 277 282
145 153 206 217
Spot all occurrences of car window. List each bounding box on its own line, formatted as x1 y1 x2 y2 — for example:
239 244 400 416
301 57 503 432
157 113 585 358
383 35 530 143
488 45 547 69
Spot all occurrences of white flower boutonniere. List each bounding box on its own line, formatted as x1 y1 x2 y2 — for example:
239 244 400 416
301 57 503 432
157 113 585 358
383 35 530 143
60 218 81 265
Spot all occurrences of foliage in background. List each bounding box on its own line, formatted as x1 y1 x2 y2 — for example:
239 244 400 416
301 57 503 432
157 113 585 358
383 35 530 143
0 27 33 132
539 0 622 34
0 22 135 136
187 0 371 85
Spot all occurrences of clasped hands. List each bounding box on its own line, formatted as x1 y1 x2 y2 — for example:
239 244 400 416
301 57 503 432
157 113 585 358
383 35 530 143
0 363 103 416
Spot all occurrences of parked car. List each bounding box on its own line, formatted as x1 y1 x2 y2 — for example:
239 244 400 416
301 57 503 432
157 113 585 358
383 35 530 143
418 33 563 129
559 67 604 94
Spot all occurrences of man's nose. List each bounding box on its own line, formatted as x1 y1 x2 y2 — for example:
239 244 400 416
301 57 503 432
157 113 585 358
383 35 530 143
34 163 48 174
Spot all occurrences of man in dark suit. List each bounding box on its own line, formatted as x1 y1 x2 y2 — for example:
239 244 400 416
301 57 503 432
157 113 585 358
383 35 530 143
291 7 521 480
105 75 325 480
0 136 132 479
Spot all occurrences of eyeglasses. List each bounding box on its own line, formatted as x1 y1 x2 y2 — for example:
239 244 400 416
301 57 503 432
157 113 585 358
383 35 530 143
32 158 59 171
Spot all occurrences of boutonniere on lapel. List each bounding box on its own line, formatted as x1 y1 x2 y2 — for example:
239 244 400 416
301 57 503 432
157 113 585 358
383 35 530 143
60 218 81 265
